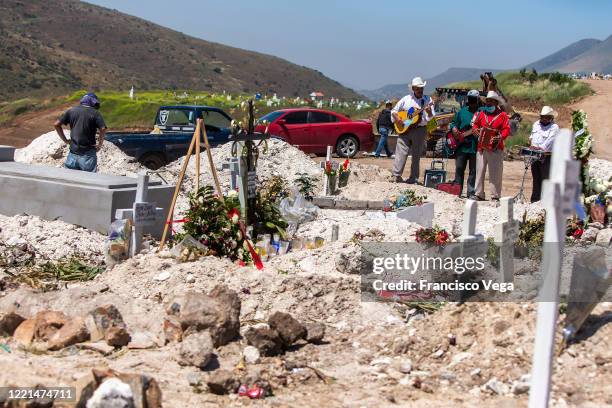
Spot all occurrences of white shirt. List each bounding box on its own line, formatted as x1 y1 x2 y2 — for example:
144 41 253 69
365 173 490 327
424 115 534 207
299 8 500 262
391 93 435 126
529 121 559 152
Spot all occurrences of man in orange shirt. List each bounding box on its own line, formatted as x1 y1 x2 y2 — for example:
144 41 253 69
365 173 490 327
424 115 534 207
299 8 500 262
471 91 511 201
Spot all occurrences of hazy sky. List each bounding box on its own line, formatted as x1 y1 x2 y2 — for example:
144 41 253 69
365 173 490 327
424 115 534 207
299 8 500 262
88 0 612 90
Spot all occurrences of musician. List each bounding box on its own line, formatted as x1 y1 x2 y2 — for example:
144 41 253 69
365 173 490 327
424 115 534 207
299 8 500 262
472 91 511 202
449 89 480 198
528 106 559 202
390 77 435 184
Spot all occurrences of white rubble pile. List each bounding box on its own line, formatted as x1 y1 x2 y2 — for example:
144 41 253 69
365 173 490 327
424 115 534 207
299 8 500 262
0 214 106 263
15 131 146 177
589 158 612 181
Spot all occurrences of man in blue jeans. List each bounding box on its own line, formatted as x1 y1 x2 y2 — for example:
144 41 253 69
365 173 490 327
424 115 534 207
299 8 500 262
373 100 393 158
54 92 106 172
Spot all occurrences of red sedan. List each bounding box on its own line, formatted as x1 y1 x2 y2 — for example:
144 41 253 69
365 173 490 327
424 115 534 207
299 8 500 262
255 108 374 158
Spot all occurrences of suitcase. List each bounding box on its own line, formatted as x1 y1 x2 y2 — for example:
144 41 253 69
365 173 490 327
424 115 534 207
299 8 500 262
436 182 461 196
424 160 446 188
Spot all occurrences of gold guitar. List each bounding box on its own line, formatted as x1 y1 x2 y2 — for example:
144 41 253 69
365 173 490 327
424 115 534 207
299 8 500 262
393 108 423 134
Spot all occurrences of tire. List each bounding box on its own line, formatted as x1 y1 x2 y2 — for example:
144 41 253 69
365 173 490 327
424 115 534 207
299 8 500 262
139 152 166 170
336 134 359 158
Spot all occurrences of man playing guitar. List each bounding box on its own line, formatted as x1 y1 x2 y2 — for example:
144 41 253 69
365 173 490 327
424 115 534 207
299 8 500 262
390 76 435 184
449 89 481 198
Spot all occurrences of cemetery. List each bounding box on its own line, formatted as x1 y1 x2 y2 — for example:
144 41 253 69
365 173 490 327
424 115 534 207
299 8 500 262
0 116 611 407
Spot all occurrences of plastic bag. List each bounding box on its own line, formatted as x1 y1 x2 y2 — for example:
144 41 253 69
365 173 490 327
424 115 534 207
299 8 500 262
279 189 319 225
171 235 208 262
104 219 132 266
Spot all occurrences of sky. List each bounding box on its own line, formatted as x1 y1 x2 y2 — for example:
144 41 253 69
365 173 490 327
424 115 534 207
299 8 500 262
87 0 612 90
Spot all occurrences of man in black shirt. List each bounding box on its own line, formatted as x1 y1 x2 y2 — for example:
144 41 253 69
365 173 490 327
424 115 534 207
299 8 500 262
372 100 393 158
54 92 107 172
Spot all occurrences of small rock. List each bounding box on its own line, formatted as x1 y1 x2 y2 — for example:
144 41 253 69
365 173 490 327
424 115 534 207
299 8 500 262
596 228 612 247
105 326 131 347
588 222 605 229
431 349 445 359
86 377 135 408
0 312 25 336
187 372 201 386
243 346 261 364
268 312 306 346
485 377 509 395
85 304 129 344
440 372 456 381
178 332 214 369
245 326 283 356
163 317 183 344
304 322 326 344
450 352 472 366
76 342 116 356
13 310 69 348
470 368 481 377
153 271 171 281
185 274 196 284
399 360 413 374
511 381 530 395
370 356 393 366
47 317 90 351
581 227 599 242
128 332 158 349
206 369 239 395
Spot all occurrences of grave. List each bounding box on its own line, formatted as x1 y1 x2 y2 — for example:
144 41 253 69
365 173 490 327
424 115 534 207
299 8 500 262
0 160 174 239
0 145 15 162
396 202 434 228
494 197 519 284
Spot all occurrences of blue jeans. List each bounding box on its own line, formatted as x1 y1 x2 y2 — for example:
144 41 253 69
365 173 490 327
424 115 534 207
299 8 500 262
64 149 97 172
374 127 392 157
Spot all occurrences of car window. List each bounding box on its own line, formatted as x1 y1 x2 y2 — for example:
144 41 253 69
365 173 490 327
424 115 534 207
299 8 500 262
282 111 308 124
157 109 193 126
258 111 285 124
309 111 339 123
202 110 230 130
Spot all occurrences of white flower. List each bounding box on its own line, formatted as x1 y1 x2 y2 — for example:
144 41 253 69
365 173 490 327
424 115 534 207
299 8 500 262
236 230 243 241
230 240 237 249
231 214 240 224
585 195 598 204
198 196 204 204
227 190 238 198
594 183 606 194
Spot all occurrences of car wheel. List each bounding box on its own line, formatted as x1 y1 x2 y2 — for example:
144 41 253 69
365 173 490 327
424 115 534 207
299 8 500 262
336 135 359 158
139 152 166 170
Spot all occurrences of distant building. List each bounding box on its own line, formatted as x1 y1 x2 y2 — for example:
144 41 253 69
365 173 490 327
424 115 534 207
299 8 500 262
309 91 325 100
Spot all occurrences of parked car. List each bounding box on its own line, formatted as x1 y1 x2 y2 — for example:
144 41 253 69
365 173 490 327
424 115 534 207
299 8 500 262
105 105 232 169
254 108 374 158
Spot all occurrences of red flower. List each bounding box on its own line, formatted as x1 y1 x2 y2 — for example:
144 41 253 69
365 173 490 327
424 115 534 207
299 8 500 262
227 208 241 224
343 159 350 171
325 161 332 174
572 229 584 239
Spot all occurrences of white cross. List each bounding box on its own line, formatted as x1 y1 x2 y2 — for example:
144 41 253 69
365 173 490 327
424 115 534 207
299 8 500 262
323 146 333 196
494 197 519 284
115 173 165 257
458 200 487 260
529 129 580 408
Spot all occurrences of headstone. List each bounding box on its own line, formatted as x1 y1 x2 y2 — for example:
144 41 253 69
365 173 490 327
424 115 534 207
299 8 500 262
115 173 165 257
494 197 519 283
323 146 333 196
396 202 434 228
529 129 579 408
0 145 15 162
456 200 487 260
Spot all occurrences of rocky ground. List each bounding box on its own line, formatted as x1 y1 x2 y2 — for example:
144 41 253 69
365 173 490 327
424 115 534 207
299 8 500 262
0 135 611 407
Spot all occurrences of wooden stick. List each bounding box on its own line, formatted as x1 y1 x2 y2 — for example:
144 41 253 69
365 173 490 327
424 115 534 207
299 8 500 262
200 118 222 196
159 121 200 250
195 119 201 192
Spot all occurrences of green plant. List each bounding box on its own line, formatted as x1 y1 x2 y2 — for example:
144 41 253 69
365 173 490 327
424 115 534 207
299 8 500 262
294 173 318 200
390 189 427 209
252 191 288 238
260 175 289 203
518 211 545 258
486 237 500 268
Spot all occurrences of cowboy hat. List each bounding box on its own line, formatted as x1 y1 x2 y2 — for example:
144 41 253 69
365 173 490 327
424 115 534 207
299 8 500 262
540 106 557 117
411 77 427 88
485 91 504 104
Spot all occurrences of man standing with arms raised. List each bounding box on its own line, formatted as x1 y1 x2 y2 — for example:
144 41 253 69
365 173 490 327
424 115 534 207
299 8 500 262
390 77 435 184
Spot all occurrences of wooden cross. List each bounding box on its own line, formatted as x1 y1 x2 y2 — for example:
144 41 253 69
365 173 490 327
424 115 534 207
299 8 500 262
494 197 519 283
115 173 164 257
529 129 580 408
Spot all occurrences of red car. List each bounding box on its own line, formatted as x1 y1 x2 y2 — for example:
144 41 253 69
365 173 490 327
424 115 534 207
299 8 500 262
254 108 374 158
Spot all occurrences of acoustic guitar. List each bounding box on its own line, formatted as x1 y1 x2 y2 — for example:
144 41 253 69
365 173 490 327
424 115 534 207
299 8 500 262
393 107 422 135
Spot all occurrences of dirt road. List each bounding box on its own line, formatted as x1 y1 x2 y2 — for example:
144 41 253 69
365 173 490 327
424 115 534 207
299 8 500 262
572 79 612 160
0 104 70 148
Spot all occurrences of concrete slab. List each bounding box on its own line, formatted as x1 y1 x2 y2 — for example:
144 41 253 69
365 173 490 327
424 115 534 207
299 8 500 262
0 146 15 162
0 162 174 238
396 202 434 228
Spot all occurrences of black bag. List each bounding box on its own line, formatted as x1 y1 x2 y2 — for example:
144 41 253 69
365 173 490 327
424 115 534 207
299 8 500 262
424 160 447 188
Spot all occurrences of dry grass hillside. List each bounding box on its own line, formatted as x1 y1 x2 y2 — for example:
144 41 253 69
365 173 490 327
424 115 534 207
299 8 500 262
0 0 361 100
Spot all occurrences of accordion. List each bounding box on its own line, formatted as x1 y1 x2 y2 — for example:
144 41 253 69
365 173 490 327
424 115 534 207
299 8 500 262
478 127 501 151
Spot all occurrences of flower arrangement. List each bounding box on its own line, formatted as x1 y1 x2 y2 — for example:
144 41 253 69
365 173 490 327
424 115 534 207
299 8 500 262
337 159 351 187
566 218 584 240
582 177 612 224
324 160 336 177
390 189 427 209
415 225 450 246
174 186 252 263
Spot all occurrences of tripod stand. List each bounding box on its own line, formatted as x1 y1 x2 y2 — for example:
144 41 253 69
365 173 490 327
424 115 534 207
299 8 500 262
514 153 543 203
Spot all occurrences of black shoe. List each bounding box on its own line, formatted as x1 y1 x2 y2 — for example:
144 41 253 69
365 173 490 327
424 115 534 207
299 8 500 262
405 178 416 184
473 195 485 201
393 176 405 183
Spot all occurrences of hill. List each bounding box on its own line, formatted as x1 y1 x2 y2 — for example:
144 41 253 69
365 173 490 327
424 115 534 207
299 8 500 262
554 35 612 73
0 0 361 100
524 38 603 72
360 67 502 101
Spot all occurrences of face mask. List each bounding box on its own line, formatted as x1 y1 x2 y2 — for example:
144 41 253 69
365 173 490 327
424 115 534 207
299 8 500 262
484 106 496 113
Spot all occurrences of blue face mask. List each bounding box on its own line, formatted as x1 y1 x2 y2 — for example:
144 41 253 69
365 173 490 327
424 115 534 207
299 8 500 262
484 106 496 113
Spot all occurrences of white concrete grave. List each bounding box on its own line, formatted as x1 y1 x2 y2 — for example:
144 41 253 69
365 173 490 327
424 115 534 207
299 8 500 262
494 197 519 283
529 129 580 408
396 202 434 228
115 173 165 257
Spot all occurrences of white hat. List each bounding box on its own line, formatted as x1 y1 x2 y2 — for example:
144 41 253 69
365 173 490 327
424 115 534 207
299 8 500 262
411 77 427 87
467 89 480 98
485 91 504 104
540 106 557 116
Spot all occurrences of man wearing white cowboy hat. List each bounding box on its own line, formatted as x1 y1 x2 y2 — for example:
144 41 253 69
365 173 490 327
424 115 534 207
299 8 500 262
528 105 560 202
471 90 511 201
390 76 435 183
